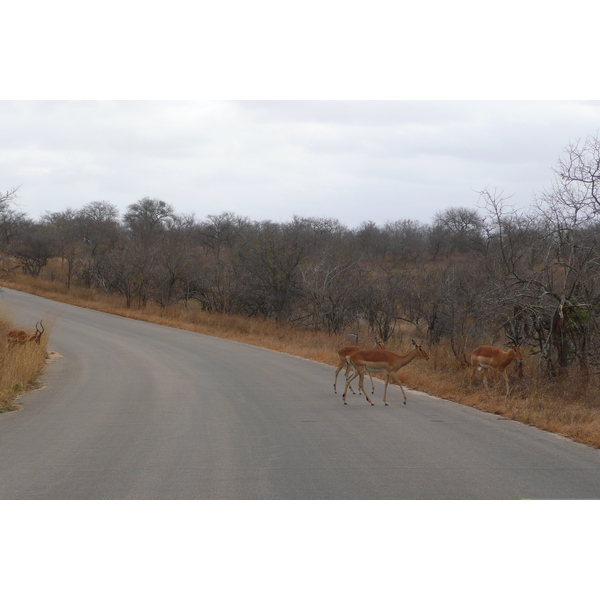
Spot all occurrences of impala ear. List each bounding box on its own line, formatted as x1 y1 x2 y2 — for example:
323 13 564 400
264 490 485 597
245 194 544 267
412 339 417 346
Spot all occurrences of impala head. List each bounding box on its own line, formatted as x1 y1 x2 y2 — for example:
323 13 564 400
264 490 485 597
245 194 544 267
412 339 430 360
506 333 523 361
375 337 385 349
33 320 44 344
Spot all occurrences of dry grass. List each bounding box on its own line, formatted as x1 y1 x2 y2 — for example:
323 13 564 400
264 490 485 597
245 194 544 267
3 269 600 449
400 340 600 448
0 309 49 412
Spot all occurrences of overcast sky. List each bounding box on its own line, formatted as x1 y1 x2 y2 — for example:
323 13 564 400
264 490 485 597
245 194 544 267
2 100 600 229
4 1 600 230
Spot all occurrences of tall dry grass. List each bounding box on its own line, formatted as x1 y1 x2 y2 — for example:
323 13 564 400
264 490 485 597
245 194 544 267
0 310 49 412
3 270 600 448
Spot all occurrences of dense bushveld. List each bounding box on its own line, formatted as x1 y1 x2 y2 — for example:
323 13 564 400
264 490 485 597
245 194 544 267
0 311 49 412
2 135 600 445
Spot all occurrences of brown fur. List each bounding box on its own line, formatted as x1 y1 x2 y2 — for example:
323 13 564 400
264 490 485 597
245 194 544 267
343 340 430 406
469 345 523 395
7 320 44 348
333 338 385 394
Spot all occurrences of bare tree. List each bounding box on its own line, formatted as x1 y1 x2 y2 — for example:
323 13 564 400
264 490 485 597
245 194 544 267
0 186 26 254
382 219 427 261
555 135 600 216
0 186 20 208
298 251 363 333
41 209 83 289
232 220 308 322
124 197 175 242
432 206 486 256
8 221 57 277
477 178 600 377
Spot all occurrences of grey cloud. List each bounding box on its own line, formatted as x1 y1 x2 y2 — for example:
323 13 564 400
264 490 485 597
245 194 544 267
2 100 600 228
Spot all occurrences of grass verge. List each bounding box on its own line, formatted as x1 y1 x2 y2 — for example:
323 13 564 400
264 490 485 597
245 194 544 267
0 309 49 412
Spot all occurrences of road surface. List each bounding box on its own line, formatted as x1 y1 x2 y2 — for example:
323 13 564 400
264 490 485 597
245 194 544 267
1 287 600 499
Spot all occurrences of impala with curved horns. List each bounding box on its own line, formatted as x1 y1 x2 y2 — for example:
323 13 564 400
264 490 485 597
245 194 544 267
469 340 523 396
343 340 430 406
333 337 385 395
7 320 45 348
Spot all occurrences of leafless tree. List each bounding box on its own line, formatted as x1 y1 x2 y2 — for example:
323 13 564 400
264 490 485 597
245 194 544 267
298 251 363 333
41 209 84 289
8 221 57 277
555 135 600 216
433 206 486 255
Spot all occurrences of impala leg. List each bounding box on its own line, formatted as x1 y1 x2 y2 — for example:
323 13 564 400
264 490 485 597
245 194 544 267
346 363 359 394
501 370 510 396
342 369 360 405
368 372 375 394
347 364 359 394
355 366 374 405
387 371 407 405
333 364 343 394
491 369 499 389
482 370 490 393
469 365 476 387
334 362 356 394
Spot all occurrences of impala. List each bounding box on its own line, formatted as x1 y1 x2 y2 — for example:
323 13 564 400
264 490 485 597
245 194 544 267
333 338 385 395
342 340 429 406
469 343 523 396
7 320 44 348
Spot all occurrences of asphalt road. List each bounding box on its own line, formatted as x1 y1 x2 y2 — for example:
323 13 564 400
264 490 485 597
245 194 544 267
1 287 600 499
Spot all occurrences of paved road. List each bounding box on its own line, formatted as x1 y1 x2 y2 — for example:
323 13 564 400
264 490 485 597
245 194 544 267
1 287 600 499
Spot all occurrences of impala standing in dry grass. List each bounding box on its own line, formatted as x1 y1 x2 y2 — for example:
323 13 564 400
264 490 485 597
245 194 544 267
342 340 430 406
333 337 386 395
6 320 44 349
469 342 523 396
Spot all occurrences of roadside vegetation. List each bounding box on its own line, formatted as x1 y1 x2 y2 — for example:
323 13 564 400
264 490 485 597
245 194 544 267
0 312 48 412
2 135 600 446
